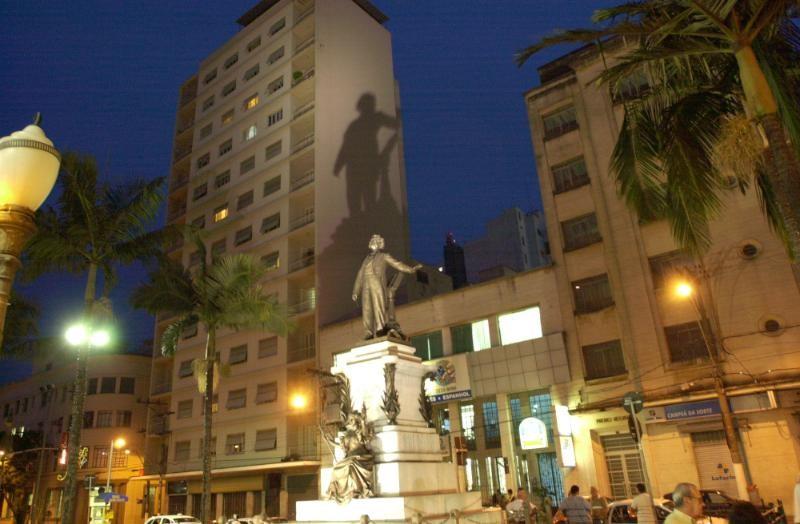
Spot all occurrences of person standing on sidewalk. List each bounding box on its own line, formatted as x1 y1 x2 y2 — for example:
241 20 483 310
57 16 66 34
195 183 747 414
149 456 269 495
589 486 609 524
559 485 592 523
664 483 705 524
631 483 656 524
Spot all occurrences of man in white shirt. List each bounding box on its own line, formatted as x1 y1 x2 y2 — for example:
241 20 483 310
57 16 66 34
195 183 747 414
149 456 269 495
793 473 800 524
506 488 535 524
630 483 656 524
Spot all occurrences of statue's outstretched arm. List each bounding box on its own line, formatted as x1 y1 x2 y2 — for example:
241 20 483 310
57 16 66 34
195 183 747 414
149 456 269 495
384 254 422 274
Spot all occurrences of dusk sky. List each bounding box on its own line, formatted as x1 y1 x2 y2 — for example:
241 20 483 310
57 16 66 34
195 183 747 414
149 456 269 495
1 1 611 381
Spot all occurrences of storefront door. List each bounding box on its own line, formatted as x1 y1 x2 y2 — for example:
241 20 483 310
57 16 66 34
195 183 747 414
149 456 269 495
601 434 643 499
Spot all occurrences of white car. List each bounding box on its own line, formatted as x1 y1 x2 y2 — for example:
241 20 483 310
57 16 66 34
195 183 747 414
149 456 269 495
606 498 728 524
145 515 201 524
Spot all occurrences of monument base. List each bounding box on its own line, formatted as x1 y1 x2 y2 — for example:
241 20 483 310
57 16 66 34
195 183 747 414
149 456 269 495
296 492 501 523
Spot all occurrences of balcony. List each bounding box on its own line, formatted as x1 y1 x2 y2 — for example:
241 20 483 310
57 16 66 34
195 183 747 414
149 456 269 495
289 253 315 273
295 7 314 25
170 174 189 192
152 381 172 395
173 145 192 163
176 118 194 135
290 169 314 191
292 67 315 88
295 36 315 55
149 417 170 436
291 133 315 155
287 344 315 363
293 101 315 121
290 209 315 231
167 204 186 222
288 298 315 316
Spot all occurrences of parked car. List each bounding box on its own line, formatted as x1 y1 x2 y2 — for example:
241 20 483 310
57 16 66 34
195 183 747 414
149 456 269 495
605 498 728 524
145 515 201 524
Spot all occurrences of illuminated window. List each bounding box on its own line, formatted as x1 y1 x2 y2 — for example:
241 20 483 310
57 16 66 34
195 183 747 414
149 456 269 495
213 205 229 223
243 124 257 141
225 433 245 455
244 94 259 111
460 404 476 449
221 109 234 126
451 319 491 353
498 307 543 345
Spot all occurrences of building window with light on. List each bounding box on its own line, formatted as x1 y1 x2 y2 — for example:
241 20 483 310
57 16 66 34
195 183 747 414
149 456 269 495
244 94 259 111
460 404 476 450
451 320 491 354
225 433 245 454
498 307 543 345
213 204 229 223
243 124 257 141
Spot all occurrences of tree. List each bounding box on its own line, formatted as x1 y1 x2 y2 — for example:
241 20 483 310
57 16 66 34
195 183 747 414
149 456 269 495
0 430 42 524
132 236 291 524
516 0 800 262
0 291 39 358
23 152 168 524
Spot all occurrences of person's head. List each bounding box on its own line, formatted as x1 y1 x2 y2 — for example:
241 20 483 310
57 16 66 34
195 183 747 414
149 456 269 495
636 483 647 494
517 488 528 501
672 483 704 518
357 93 376 114
590 486 598 497
507 489 514 496
728 501 767 524
569 485 580 496
368 234 385 251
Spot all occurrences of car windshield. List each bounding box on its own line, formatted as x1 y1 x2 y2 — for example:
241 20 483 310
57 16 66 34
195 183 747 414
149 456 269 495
703 491 732 504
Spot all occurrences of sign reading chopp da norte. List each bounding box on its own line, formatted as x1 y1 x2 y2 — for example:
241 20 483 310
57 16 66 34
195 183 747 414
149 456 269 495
424 354 472 403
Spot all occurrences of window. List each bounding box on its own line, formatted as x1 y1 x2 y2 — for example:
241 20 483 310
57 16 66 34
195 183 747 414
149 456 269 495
649 251 693 290
224 53 239 69
83 411 94 429
562 213 601 251
247 36 262 52
116 410 132 427
215 170 231 189
87 378 98 395
244 64 260 81
229 344 248 365
482 401 500 448
177 399 193 419
219 139 233 156
222 109 235 126
193 214 206 232
267 76 284 95
237 190 254 210
240 156 255 174
665 321 709 362
613 71 649 103
267 108 283 127
269 18 285 36
552 157 589 194
202 96 215 111
213 204 229 223
263 175 281 197
451 320 491 354
256 382 278 404
192 183 208 201
119 377 134 394
235 226 253 246
262 251 280 271
583 340 627 380
244 93 259 110
223 492 247 518
460 404 476 449
255 429 277 451
100 377 116 394
225 433 245 455
243 124 258 141
211 238 226 257
227 388 247 410
174 441 191 462
200 123 213 139
96 410 113 428
259 337 278 358
264 140 282 161
178 360 194 378
203 69 217 85
261 213 280 234
196 154 210 170
498 307 543 345
572 274 614 314
92 446 109 468
542 106 578 140
267 46 284 65
410 331 443 360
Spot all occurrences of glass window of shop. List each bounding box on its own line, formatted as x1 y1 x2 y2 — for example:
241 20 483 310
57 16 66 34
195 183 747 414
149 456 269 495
456 399 512 504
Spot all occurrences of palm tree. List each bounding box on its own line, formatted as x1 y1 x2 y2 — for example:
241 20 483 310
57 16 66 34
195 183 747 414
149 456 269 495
23 152 168 524
131 236 291 524
516 0 800 261
0 291 39 358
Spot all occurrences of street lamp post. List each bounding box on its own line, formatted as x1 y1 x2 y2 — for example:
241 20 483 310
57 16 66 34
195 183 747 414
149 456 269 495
673 271 750 499
105 437 126 493
0 115 60 348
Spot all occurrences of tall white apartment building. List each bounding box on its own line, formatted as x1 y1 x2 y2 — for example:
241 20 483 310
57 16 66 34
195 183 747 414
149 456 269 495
142 1 410 520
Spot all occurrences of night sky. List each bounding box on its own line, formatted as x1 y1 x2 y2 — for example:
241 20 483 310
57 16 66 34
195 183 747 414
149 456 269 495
0 1 611 382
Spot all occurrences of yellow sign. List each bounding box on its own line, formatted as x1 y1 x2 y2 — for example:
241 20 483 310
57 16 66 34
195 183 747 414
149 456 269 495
519 417 548 450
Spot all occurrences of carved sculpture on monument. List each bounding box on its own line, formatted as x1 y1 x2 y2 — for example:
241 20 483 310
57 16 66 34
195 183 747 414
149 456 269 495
381 363 400 425
418 370 436 429
352 234 421 340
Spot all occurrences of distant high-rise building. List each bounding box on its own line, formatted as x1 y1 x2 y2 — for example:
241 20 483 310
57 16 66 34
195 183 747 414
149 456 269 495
443 232 467 289
463 207 549 283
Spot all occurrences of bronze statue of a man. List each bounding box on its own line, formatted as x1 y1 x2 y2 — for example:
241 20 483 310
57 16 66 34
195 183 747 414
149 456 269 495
352 235 420 339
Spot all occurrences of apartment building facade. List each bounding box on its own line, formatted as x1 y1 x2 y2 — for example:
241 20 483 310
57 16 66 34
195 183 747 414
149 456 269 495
524 42 800 512
141 0 410 520
0 353 150 524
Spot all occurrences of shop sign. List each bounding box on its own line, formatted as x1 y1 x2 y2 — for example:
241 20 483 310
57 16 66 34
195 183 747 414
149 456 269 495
424 354 472 404
555 405 572 436
519 417 548 449
559 436 576 467
664 399 720 421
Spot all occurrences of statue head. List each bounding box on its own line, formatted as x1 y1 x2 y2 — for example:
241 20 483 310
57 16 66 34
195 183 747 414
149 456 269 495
368 234 385 252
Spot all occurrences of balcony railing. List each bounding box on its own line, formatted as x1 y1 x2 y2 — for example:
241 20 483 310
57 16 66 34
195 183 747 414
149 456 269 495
149 417 170 435
292 67 315 88
289 253 315 272
173 146 192 163
170 174 189 191
290 210 315 231
291 133 315 154
293 100 315 121
290 169 314 191
295 36 315 55
176 118 194 134
287 344 315 363
288 299 315 316
295 7 314 25
167 205 186 222
152 381 172 395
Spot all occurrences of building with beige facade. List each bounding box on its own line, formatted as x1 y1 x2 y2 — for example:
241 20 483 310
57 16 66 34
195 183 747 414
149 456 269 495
139 0 416 521
524 41 800 515
0 352 150 524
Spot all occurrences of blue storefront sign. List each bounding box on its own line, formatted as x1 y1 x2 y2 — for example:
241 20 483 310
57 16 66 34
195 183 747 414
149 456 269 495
664 399 721 421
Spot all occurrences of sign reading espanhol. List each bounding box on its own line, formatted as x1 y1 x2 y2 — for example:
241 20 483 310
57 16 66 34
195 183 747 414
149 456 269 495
424 354 472 404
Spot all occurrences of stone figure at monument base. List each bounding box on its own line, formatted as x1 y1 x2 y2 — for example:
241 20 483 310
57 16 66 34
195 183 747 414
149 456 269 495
352 234 421 340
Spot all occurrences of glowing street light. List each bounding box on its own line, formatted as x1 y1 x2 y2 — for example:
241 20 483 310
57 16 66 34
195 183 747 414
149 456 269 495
290 393 308 410
674 280 694 299
64 322 112 348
